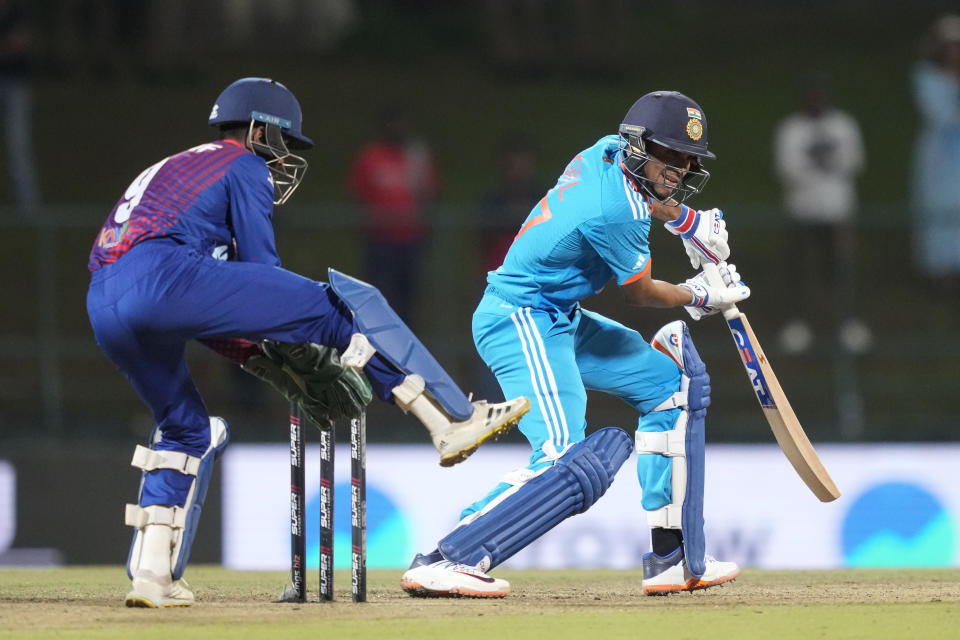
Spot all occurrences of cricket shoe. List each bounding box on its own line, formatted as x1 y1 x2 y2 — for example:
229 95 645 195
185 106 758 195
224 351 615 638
401 552 510 598
435 397 530 467
641 547 739 595
125 572 195 608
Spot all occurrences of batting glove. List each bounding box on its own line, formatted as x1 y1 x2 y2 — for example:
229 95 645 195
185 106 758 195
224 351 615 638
665 206 730 269
678 262 750 321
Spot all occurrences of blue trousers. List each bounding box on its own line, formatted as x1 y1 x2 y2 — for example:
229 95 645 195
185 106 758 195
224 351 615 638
468 291 682 518
86 239 405 506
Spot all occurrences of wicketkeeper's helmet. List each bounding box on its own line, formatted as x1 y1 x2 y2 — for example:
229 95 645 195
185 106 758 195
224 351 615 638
208 77 312 204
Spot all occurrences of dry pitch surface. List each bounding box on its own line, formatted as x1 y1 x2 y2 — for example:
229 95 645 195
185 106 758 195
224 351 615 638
1 567 958 639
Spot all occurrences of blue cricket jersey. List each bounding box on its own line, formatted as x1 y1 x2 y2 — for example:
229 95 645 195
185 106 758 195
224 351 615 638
88 139 278 272
486 136 653 312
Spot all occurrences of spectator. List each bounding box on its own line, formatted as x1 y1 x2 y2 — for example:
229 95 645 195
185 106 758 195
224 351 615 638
473 135 546 400
773 74 869 355
0 0 38 211
349 107 438 327
911 14 960 290
476 135 545 282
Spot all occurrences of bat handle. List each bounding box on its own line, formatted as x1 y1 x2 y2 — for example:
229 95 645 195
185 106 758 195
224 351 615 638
721 304 741 320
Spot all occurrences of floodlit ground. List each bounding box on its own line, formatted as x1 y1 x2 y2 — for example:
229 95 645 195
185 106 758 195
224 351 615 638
1 567 958 639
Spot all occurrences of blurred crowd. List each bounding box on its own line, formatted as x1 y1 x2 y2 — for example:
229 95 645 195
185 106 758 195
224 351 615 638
2 3 959 441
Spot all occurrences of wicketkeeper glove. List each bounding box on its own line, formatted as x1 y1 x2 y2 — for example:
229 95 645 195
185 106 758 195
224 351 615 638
241 341 373 430
678 262 750 321
665 206 730 269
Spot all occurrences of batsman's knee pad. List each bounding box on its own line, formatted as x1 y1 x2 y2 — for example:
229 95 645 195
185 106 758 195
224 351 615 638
637 320 709 577
125 417 230 580
437 427 633 570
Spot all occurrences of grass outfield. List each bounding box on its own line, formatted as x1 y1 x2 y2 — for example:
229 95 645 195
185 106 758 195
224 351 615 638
1 567 958 639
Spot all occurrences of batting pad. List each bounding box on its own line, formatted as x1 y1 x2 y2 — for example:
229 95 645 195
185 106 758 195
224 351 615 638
438 427 633 569
328 268 473 421
639 321 708 577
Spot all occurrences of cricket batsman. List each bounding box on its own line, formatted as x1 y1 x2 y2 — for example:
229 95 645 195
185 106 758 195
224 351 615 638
401 91 748 597
85 77 529 607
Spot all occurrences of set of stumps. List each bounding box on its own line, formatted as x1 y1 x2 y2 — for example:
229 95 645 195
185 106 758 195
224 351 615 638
278 402 367 603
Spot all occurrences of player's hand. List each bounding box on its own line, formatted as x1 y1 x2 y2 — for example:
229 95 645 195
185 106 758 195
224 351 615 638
664 206 730 269
678 262 750 321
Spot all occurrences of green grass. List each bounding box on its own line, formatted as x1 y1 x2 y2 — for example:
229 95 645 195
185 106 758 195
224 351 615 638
1 567 958 639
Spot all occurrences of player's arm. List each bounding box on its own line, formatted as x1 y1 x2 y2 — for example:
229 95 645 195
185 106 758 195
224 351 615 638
621 267 694 308
227 154 282 266
621 262 750 318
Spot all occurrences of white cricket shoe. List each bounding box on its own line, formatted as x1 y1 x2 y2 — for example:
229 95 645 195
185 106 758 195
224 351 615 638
401 553 510 598
125 572 195 608
642 547 739 595
434 397 530 467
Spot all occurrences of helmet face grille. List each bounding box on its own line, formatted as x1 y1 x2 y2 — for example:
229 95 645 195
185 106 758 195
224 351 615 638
249 122 309 205
617 129 710 205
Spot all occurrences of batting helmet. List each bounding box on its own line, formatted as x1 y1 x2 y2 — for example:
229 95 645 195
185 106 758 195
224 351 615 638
618 91 714 204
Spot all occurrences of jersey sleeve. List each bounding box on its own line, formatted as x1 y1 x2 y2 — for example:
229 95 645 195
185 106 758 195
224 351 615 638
581 208 651 286
227 154 281 266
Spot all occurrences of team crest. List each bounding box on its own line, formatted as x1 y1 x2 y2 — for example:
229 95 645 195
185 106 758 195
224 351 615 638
686 118 703 141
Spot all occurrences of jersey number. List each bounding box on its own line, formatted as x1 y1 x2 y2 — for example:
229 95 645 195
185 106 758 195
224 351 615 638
114 159 169 224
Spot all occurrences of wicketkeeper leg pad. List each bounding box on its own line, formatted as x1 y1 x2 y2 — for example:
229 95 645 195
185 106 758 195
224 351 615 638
636 320 709 577
327 268 473 421
437 427 633 569
125 417 230 580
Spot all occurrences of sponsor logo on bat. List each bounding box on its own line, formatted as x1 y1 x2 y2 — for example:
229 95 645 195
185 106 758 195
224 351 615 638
727 317 776 408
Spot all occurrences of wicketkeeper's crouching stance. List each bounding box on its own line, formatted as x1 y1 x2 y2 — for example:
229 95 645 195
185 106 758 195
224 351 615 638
86 77 528 608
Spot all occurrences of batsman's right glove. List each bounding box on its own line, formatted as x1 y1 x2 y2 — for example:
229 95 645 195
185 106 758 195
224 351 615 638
678 262 750 321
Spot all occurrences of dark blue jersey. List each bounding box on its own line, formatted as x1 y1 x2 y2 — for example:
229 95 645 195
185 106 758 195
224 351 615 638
88 140 278 272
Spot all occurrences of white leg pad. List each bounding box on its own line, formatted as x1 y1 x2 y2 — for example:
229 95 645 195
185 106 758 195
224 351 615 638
126 417 229 581
636 412 689 530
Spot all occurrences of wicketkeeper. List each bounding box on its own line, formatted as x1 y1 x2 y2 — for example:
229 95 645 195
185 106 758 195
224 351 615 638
85 77 529 608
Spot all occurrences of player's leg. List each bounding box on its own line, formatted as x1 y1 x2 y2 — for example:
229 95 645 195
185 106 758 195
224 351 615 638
150 252 526 464
88 267 226 607
575 312 739 594
400 300 632 597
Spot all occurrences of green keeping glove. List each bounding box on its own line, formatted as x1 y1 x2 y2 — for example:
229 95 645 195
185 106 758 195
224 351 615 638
261 341 373 425
241 348 334 430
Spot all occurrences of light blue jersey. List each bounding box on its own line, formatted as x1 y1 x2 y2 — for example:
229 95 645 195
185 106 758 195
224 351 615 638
487 136 653 312
469 135 683 523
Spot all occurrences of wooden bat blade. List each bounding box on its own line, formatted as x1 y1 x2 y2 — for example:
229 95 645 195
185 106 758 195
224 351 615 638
725 312 841 502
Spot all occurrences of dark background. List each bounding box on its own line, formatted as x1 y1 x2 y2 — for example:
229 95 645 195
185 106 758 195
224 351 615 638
1 0 957 459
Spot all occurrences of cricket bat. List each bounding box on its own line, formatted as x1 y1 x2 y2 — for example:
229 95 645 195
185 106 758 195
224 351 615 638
703 264 841 502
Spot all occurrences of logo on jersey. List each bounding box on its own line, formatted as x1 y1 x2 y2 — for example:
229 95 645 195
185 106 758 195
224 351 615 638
686 118 703 141
97 220 129 249
633 254 646 271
